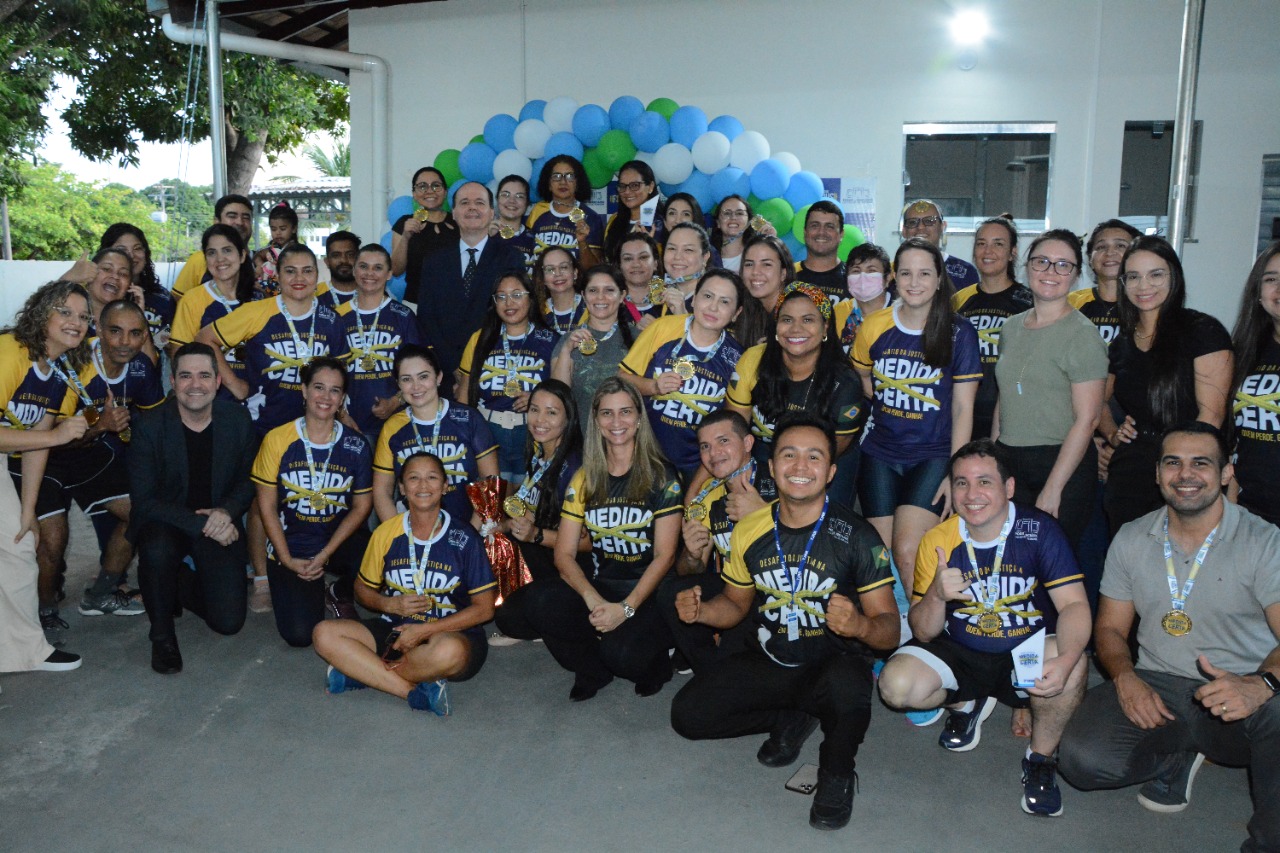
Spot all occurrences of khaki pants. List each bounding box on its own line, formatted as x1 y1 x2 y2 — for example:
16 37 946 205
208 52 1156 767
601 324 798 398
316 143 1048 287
0 470 54 672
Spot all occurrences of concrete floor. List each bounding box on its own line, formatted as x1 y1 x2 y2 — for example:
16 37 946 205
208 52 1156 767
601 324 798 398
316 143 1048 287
0 512 1255 853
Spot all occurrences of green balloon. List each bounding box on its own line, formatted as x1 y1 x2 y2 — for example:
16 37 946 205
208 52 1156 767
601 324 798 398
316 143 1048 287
646 97 679 120
791 203 813 243
582 148 613 189
838 224 867 261
596 129 636 173
470 134 486 144
756 197 794 236
433 149 463 188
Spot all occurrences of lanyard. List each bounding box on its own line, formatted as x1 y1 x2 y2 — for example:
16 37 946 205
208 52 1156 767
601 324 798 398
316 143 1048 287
49 355 95 409
353 297 386 354
691 459 755 508
277 295 317 358
772 496 828 642
295 418 338 509
670 316 726 365
664 271 702 287
409 399 446 457
545 295 582 334
516 450 553 506
501 325 527 392
1162 511 1217 613
404 511 444 595
959 507 1015 612
91 341 127 403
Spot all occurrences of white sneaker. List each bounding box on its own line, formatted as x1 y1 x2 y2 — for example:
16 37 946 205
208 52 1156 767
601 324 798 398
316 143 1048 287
488 630 523 647
248 579 273 613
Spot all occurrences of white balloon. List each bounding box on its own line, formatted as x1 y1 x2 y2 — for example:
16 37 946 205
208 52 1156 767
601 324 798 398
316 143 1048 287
492 148 533 182
773 151 801 177
728 130 770 173
652 142 694 185
543 96 579 135
633 150 656 167
691 131 731 174
513 119 552 159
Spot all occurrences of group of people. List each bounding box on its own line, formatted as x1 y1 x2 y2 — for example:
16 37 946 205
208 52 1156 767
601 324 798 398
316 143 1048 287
0 157 1276 848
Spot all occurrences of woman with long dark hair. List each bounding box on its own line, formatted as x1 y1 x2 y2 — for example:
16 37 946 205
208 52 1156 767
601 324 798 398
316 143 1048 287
1101 236 1233 533
169 224 255 394
527 155 604 268
1228 242 1280 525
522 377 682 701
736 235 796 347
535 246 585 335
616 232 663 327
390 167 457 303
604 160 661 262
657 223 713 316
456 271 557 482
709 195 758 273
852 237 980 594
551 265 637 435
491 174 536 271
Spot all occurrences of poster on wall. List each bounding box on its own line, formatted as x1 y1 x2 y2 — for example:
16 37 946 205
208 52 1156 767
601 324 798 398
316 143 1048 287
826 177 877 243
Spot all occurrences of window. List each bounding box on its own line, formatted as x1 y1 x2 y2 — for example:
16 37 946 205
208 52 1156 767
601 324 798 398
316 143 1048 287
1118 120 1202 238
902 122 1055 233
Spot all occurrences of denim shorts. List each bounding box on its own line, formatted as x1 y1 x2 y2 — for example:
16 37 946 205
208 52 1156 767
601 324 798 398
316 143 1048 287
857 453 948 518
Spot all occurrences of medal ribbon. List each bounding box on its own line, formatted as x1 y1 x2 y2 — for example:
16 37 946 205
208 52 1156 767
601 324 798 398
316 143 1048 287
1233 389 1280 416
49 355 96 410
871 368 942 407
402 511 447 596
1162 511 1217 614
277 295 317 361
294 418 340 510
544 295 583 334
690 459 755 509
771 496 829 635
958 506 1015 617
91 340 128 405
515 451 553 506
352 298 387 364
669 316 727 366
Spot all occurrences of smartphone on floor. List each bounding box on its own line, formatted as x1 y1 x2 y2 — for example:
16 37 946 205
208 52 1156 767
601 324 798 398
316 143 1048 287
785 763 820 795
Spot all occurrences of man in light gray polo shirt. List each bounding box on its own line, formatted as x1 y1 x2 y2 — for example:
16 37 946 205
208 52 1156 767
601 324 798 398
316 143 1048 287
1058 423 1280 853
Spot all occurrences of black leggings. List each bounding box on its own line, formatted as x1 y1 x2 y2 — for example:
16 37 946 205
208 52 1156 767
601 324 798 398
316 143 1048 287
1104 436 1163 537
997 440 1097 551
266 527 370 648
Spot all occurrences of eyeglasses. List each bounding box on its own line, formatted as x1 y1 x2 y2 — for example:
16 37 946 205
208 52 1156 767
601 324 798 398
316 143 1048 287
54 306 94 325
617 181 648 193
720 209 748 219
903 216 942 229
413 181 444 192
1122 269 1170 288
549 172 576 183
498 191 527 201
543 263 575 276
1028 256 1079 275
493 291 529 303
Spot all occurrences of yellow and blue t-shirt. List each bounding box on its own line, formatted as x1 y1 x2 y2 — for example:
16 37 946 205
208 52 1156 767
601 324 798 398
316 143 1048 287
335 296 421 438
77 349 165 452
0 335 75 446
1067 287 1121 345
171 281 248 392
459 326 559 410
526 201 604 262
373 399 496 520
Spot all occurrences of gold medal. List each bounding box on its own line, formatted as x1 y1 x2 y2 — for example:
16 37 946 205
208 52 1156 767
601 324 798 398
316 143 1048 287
82 405 100 427
413 208 431 223
504 378 523 397
684 504 708 522
749 214 768 232
499 224 516 240
977 611 1003 635
578 335 598 356
648 277 666 305
673 359 696 381
1161 609 1193 637
569 206 585 224
119 427 132 443
503 496 527 518
360 355 377 372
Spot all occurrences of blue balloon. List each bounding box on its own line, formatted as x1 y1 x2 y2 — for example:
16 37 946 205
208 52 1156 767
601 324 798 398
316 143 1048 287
609 96 645 132
519 99 546 122
387 273 407 302
669 106 708 149
782 232 807 263
783 170 825 210
572 104 610 147
380 230 394 251
387 195 414 226
529 156 550 200
629 111 670 153
544 131 585 161
708 115 745 141
459 142 498 183
483 114 518 152
749 159 789 200
709 167 750 204
677 170 714 212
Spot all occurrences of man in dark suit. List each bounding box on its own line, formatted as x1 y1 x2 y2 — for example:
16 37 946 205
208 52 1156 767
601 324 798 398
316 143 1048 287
414 180 525 396
128 342 259 674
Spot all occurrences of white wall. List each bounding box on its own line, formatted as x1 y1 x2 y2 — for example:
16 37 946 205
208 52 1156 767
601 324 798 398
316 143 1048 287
348 0 1280 324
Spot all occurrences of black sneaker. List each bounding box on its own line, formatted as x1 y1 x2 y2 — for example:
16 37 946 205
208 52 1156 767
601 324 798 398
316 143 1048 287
1137 752 1205 813
939 696 997 752
40 608 68 646
1021 752 1064 817
36 649 82 671
757 710 819 767
324 582 358 620
809 769 858 830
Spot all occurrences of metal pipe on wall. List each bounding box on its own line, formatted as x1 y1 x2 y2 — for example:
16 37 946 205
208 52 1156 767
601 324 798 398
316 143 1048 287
1167 0 1204 251
204 0 227 199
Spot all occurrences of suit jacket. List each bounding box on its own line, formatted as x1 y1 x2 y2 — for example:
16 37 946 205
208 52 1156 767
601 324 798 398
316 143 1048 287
127 397 259 542
415 238 525 380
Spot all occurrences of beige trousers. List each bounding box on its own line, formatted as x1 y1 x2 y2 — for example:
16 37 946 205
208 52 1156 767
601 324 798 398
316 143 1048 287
0 470 54 671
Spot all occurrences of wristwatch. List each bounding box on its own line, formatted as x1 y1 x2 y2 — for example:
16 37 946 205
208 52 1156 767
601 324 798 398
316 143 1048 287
620 601 636 620
1250 670 1280 695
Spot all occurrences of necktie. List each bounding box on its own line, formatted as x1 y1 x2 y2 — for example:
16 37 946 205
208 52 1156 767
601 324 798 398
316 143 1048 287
463 248 478 296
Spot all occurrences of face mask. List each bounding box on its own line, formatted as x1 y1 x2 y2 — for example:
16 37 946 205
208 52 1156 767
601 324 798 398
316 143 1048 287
847 272 886 302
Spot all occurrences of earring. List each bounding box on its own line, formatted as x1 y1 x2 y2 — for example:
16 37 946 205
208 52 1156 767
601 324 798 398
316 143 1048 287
822 335 828 342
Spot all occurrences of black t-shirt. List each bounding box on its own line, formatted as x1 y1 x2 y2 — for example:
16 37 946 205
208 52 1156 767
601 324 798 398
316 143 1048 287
1234 336 1280 525
392 213 458 303
1108 309 1232 434
794 263 846 302
953 283 1033 432
184 424 214 510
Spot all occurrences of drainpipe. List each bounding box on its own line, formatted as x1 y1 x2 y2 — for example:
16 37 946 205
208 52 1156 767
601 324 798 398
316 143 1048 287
1167 0 1204 251
161 11 389 240
204 0 226 199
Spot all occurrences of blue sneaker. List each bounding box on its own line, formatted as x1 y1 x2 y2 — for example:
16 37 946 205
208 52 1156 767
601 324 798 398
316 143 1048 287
325 665 367 694
938 696 997 751
906 708 945 727
1021 752 1063 817
407 679 451 716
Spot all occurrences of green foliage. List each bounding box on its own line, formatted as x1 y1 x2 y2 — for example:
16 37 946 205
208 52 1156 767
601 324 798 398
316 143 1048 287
8 160 212 261
302 138 350 177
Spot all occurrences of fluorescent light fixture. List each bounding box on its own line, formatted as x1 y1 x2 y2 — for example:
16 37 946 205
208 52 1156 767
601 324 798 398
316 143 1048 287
950 9 990 46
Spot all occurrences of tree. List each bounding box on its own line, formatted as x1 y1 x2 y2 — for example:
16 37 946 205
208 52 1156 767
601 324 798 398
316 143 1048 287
0 1 348 198
302 138 351 178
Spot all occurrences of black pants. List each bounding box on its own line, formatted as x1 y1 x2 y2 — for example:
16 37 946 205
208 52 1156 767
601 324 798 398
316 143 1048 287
522 575 673 689
1104 435 1163 537
998 440 1097 550
670 648 875 776
655 572 751 674
266 528 370 648
1059 669 1280 852
492 540 571 640
137 521 248 643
